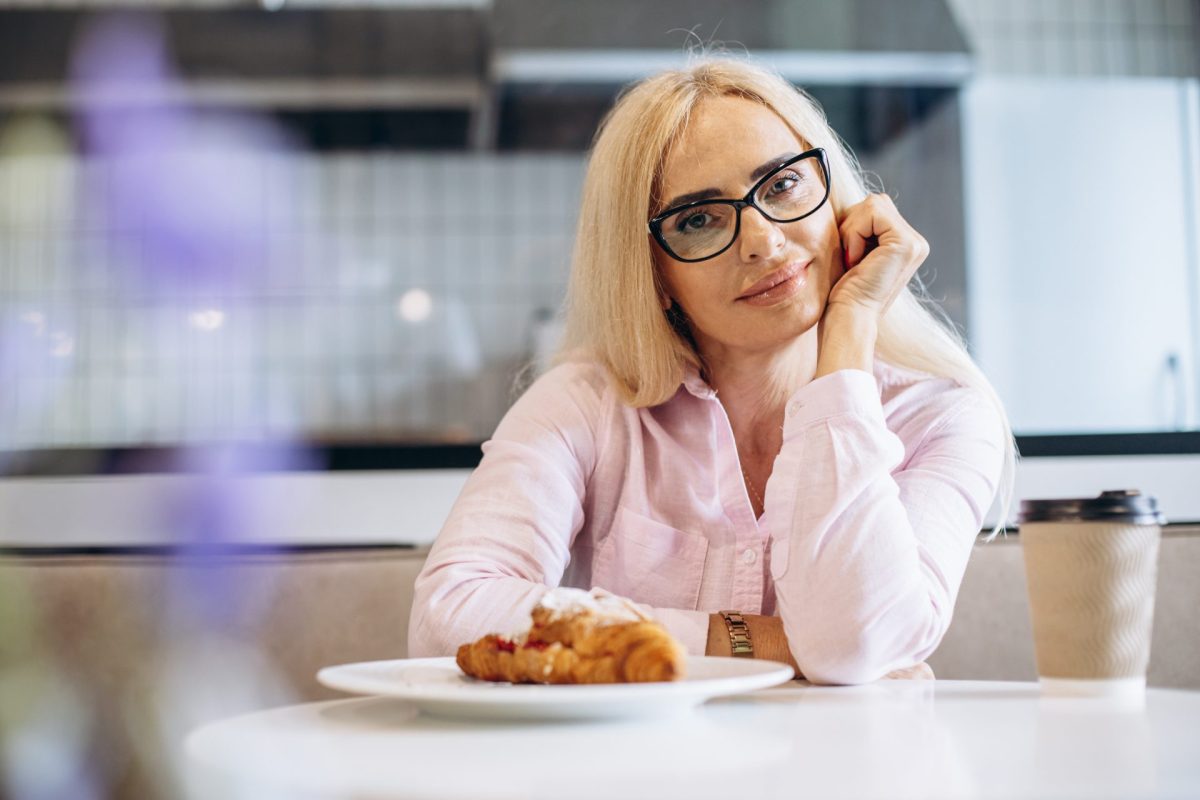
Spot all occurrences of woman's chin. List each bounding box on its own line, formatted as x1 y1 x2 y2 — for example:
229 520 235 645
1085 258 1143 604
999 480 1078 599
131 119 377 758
743 293 824 330
727 307 823 352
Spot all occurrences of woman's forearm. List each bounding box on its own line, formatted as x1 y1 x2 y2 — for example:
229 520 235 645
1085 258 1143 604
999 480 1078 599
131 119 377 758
705 613 801 676
761 361 1004 683
704 613 934 681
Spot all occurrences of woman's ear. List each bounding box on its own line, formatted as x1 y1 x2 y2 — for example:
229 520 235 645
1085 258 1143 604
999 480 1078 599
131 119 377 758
664 299 689 330
654 263 680 315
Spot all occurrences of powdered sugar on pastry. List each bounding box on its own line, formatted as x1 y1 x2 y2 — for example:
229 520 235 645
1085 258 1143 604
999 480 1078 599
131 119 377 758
498 588 645 643
535 587 650 625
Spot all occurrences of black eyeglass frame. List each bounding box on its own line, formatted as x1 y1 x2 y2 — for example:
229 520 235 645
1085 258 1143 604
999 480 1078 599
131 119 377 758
647 147 831 264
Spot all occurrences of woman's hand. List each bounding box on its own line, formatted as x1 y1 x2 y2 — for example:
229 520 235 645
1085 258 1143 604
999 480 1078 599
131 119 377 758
812 194 928 378
829 193 929 320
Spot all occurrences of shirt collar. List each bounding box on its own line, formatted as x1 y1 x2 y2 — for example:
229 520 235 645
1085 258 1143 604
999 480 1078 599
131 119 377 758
681 362 717 399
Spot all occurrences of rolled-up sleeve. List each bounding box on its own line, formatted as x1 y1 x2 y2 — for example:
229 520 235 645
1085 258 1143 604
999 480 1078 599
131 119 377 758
408 364 603 657
763 368 1006 685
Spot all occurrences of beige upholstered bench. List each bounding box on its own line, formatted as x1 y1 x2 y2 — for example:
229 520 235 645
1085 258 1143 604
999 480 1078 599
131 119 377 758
2 546 429 799
2 546 427 702
7 530 1197 700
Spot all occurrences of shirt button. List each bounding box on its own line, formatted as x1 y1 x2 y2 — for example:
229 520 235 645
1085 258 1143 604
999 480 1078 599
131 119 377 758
742 548 757 565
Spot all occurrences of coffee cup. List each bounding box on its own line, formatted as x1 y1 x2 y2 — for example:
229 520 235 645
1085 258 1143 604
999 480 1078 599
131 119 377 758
1019 490 1164 698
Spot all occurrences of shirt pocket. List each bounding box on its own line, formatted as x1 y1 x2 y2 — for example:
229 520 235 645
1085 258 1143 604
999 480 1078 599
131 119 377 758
591 506 709 610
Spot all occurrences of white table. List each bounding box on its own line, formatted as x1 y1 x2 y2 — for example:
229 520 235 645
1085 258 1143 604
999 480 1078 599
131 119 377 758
185 680 1200 799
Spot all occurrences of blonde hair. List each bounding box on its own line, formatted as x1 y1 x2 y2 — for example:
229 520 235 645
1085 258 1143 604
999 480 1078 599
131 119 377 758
553 56 1017 535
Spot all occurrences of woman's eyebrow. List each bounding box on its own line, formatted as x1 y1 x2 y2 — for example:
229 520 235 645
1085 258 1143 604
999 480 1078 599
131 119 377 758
661 152 800 210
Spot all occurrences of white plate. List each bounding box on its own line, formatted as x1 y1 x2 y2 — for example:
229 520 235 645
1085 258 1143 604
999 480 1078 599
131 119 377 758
317 656 795 721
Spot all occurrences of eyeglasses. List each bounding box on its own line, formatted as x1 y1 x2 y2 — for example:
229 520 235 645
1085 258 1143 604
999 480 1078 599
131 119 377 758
647 147 831 263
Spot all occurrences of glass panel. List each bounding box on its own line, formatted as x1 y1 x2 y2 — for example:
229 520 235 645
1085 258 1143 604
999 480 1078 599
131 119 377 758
659 202 737 261
756 156 827 220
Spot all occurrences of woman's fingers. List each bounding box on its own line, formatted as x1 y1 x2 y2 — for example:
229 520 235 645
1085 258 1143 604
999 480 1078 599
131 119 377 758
832 193 930 315
839 203 872 269
838 194 909 267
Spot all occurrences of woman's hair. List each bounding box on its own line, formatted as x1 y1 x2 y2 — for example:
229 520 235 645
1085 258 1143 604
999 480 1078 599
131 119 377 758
551 56 1017 535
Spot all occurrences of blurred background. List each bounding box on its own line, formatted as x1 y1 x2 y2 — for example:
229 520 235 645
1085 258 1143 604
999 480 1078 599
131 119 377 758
2 2 1199 798
1 0 1197 456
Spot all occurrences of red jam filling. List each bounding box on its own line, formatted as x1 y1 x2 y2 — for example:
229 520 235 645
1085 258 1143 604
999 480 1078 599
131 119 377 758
494 637 550 653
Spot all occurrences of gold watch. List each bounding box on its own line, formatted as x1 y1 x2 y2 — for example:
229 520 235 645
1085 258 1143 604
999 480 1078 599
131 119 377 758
719 610 754 657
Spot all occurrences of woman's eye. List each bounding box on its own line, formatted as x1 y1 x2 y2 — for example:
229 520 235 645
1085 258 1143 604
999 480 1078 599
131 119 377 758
676 212 710 232
769 172 802 195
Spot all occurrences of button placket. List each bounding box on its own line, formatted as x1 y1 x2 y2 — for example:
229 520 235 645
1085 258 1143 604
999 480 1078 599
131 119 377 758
705 389 768 613
709 397 761 530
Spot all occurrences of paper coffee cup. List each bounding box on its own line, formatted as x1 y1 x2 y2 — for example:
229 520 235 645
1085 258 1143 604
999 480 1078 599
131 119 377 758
1019 490 1164 698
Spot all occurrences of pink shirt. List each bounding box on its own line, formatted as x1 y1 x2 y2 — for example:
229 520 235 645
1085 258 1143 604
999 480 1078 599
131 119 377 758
409 360 1006 684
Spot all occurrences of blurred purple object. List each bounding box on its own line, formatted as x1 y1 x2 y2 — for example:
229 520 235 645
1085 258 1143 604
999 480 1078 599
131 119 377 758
168 441 321 550
70 13 296 298
159 441 320 627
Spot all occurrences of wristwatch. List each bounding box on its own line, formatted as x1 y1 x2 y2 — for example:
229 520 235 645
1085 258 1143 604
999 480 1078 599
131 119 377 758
719 610 754 657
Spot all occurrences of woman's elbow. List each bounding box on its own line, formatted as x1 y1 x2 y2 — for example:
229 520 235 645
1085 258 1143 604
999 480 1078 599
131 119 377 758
792 614 945 685
795 635 890 685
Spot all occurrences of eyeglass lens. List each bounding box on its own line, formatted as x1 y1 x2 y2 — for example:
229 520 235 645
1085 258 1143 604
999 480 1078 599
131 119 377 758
659 156 827 261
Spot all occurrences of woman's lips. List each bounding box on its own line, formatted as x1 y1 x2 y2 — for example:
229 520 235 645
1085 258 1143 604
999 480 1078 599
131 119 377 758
737 260 810 306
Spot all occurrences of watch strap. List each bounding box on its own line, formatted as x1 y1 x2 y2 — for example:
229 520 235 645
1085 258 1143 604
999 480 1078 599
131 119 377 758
719 610 754 658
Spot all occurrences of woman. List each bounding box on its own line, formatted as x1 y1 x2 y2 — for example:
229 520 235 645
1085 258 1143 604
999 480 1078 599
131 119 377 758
409 58 1015 684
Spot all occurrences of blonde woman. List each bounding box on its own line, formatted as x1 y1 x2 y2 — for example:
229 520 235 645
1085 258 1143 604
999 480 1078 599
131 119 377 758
409 58 1015 684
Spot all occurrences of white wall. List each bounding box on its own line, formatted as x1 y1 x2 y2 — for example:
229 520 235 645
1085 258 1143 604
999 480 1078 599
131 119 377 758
0 470 472 547
963 77 1200 433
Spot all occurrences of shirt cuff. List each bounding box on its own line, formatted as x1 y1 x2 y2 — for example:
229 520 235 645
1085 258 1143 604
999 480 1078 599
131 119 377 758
783 368 884 436
644 606 711 656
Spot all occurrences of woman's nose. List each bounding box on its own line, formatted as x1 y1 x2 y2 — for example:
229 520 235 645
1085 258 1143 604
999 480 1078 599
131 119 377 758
737 206 786 261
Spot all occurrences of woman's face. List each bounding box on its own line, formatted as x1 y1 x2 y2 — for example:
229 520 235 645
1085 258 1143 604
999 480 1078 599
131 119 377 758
652 95 842 356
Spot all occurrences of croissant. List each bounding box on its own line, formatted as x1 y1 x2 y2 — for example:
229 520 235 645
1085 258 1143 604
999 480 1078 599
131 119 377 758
456 591 687 685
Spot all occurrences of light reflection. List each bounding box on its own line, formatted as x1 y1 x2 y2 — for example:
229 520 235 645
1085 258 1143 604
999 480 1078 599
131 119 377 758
397 288 433 324
49 332 76 358
187 309 225 332
19 311 46 334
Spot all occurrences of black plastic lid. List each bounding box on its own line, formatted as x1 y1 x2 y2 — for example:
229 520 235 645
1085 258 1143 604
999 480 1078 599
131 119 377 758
1019 489 1165 525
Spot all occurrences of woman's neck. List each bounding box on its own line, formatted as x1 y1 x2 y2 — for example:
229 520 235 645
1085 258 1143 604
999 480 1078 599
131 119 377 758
699 329 819 457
